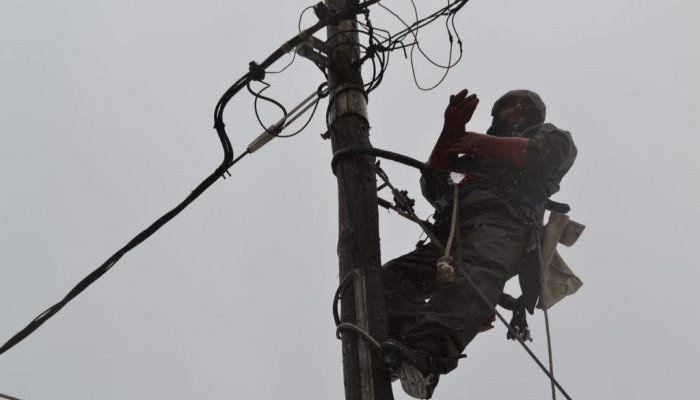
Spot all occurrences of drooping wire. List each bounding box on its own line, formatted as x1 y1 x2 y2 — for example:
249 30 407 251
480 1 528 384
0 0 384 358
332 1 470 95
374 0 465 91
266 52 297 75
406 0 462 69
248 80 288 134
297 5 315 32
380 0 469 49
281 82 328 138
267 4 316 75
247 80 327 139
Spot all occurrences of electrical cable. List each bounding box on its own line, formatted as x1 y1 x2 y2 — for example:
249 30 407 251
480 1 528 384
375 0 465 91
380 1 459 69
280 83 328 138
265 4 316 75
0 0 382 358
266 52 297 75
248 81 289 134
0 0 477 365
331 147 428 175
336 323 381 350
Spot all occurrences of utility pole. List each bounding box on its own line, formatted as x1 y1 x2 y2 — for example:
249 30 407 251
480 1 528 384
325 1 394 400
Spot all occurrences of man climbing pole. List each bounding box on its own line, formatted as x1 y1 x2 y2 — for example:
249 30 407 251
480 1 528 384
379 89 577 399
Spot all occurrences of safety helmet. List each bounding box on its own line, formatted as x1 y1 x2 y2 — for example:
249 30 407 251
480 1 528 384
491 89 546 126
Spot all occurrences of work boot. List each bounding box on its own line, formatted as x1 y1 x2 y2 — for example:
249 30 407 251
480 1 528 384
380 339 439 399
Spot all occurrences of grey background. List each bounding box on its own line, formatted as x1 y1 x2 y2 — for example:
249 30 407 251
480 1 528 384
1 0 697 399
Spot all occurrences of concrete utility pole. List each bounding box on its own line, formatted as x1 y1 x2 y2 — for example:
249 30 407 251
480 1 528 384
325 1 394 400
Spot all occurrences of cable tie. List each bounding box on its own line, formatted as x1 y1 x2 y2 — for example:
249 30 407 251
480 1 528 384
316 83 329 99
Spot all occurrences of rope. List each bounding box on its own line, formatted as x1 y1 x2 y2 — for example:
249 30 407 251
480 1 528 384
545 309 557 400
458 269 574 400
436 184 460 283
443 185 575 400
0 392 23 400
444 184 460 256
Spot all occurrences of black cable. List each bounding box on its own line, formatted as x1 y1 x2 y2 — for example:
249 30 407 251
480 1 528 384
406 0 462 69
0 0 384 358
265 4 315 75
375 0 465 91
331 147 428 175
329 0 470 96
266 52 297 75
279 83 328 138
297 5 315 32
379 0 469 51
0 392 23 400
248 80 289 136
0 0 474 360
333 270 358 327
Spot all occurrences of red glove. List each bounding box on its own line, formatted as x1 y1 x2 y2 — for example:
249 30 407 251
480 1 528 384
428 89 530 169
427 89 479 169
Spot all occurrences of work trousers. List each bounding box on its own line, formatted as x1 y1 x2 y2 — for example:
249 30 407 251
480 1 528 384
381 190 529 374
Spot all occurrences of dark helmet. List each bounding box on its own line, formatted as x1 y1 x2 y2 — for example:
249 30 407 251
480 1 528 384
488 90 546 136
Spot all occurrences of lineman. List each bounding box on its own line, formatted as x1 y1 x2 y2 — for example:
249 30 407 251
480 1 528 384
380 89 577 399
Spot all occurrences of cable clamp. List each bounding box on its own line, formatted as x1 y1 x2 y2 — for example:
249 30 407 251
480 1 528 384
248 61 266 81
296 44 332 68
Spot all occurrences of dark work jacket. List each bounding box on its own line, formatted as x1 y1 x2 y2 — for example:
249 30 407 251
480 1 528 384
420 123 577 312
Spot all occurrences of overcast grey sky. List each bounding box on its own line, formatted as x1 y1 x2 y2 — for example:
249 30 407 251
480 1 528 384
1 0 698 399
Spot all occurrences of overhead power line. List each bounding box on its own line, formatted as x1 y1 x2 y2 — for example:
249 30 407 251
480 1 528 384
0 0 474 360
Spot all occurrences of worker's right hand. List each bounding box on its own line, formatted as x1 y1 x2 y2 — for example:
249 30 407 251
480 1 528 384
428 90 479 169
443 89 479 133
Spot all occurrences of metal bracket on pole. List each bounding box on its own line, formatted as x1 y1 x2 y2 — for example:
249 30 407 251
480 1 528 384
297 44 333 68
